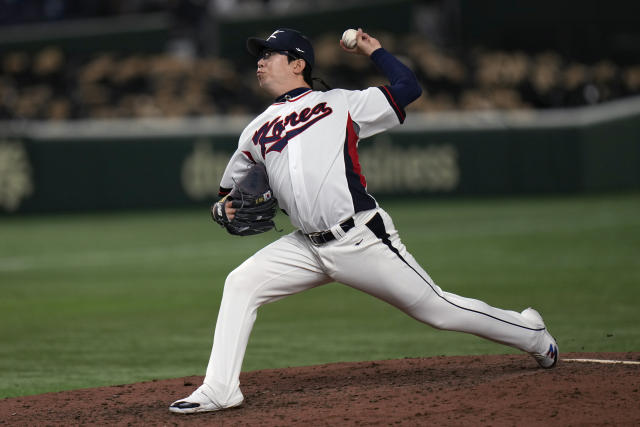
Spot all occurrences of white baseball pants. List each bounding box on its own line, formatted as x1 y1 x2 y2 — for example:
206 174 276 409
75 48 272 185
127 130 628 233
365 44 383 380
202 207 547 405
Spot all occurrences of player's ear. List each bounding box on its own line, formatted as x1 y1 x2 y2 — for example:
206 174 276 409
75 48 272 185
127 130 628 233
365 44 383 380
293 58 306 74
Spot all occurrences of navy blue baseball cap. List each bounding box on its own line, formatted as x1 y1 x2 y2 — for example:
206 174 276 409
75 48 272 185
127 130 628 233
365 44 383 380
247 28 315 70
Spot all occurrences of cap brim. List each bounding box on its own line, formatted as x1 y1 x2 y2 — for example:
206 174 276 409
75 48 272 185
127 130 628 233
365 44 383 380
247 38 269 57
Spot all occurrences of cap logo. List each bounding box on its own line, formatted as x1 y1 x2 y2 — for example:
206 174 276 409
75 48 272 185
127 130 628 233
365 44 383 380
267 30 284 41
295 48 305 53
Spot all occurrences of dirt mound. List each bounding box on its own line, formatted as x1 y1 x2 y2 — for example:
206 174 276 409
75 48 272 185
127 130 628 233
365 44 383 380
1 352 639 426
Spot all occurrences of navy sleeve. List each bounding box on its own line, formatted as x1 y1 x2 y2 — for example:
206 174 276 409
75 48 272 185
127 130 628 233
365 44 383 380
370 48 422 109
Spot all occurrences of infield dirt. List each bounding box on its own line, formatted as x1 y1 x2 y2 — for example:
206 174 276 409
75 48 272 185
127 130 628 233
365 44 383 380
1 352 638 426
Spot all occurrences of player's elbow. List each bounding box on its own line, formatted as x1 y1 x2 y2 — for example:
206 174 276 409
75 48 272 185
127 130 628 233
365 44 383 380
407 83 422 105
391 80 423 108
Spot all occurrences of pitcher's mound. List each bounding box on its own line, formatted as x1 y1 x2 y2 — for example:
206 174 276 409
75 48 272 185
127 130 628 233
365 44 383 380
1 352 638 425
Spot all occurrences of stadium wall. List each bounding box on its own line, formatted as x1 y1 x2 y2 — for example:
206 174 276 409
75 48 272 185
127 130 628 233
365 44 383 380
1 97 638 214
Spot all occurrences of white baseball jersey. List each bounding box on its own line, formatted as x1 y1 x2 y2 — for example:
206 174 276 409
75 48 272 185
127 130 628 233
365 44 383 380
219 86 404 234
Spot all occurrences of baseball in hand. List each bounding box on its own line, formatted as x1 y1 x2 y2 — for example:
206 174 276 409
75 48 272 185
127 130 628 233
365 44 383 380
342 29 358 49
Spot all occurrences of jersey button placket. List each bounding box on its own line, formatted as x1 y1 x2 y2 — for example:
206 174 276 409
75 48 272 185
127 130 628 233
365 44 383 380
286 108 307 229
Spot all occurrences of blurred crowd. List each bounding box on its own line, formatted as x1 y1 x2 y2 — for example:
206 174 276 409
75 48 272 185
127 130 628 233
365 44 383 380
0 0 166 24
1 31 640 120
0 0 364 24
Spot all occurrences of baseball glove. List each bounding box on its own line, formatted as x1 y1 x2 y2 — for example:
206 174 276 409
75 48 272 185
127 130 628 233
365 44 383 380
211 163 277 236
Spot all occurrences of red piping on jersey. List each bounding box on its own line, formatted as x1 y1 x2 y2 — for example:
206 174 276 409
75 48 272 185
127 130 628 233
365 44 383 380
242 150 256 163
380 85 405 121
346 113 366 188
272 89 313 105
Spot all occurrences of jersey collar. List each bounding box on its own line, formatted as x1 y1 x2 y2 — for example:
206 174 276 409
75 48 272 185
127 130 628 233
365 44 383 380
274 87 312 103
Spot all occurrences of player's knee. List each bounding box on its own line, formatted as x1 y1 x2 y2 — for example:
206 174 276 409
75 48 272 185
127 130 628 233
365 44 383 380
404 299 449 330
424 317 449 330
405 308 445 329
223 267 256 300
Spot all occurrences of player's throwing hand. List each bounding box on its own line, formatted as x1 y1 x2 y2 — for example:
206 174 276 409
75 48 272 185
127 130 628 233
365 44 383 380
340 28 381 56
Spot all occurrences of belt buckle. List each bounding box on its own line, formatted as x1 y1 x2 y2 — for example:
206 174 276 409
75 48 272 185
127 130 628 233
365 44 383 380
307 231 329 245
307 232 323 245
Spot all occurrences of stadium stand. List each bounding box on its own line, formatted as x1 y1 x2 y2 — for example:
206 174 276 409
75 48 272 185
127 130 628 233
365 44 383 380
1 36 639 120
1 1 638 120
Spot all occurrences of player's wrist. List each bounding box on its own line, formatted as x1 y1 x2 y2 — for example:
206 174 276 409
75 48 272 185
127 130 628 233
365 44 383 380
369 47 385 59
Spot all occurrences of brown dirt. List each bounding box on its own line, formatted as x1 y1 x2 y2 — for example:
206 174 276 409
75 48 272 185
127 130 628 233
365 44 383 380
1 352 639 426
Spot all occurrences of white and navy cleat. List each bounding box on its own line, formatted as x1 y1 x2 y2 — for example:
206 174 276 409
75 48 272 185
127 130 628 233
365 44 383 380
521 307 559 369
169 384 243 414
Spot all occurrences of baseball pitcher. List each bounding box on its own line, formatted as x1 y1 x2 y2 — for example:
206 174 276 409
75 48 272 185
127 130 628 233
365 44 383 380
169 28 558 414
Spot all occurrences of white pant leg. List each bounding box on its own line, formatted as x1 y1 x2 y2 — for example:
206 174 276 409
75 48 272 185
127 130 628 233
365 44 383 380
323 208 544 354
203 231 331 404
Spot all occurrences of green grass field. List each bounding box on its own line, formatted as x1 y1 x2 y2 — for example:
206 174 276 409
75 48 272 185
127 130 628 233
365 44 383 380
1 193 639 398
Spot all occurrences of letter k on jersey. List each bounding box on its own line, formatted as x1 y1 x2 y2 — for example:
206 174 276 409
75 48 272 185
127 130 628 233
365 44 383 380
253 102 333 158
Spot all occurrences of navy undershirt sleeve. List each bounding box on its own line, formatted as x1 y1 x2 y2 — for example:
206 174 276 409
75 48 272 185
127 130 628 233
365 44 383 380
370 48 422 109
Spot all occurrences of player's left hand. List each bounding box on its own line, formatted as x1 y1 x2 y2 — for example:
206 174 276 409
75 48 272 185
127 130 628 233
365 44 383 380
211 163 278 236
224 200 236 221
339 28 382 57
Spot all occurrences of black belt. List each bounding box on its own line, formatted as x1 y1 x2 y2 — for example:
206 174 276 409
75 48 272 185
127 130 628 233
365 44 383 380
306 217 355 245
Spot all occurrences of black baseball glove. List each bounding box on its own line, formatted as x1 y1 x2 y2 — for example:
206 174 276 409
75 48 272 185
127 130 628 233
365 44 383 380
211 163 277 236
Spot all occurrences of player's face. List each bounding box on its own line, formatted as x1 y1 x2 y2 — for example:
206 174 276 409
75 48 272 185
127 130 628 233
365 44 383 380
256 50 301 96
